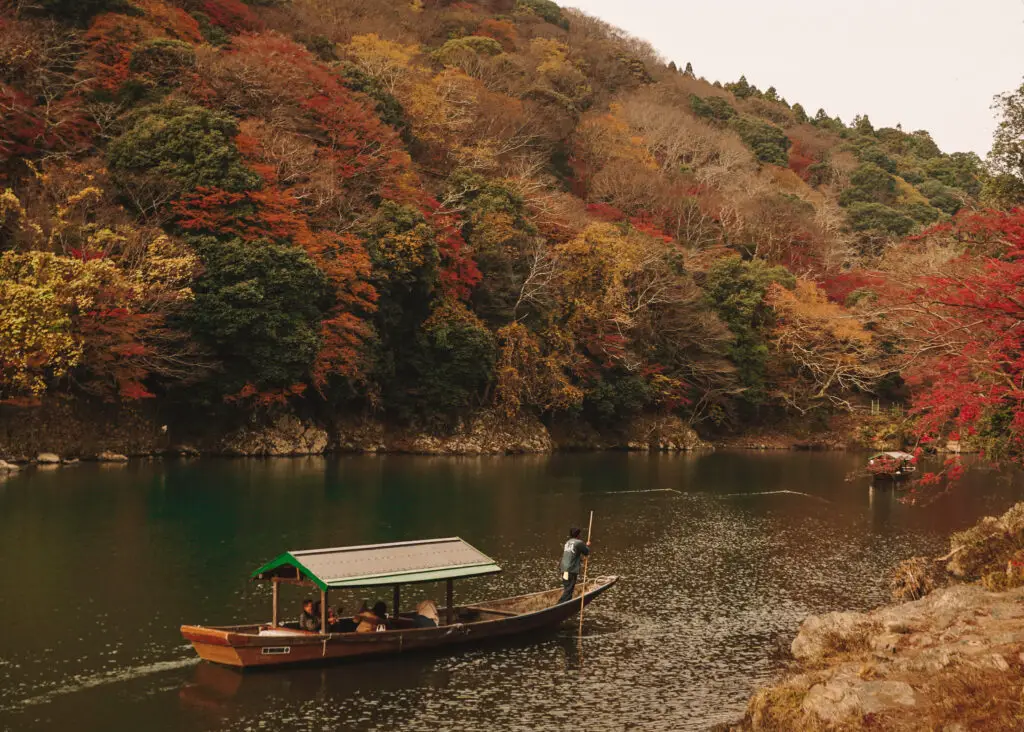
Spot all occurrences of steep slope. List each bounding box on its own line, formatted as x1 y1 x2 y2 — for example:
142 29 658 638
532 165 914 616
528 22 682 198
0 0 1014 453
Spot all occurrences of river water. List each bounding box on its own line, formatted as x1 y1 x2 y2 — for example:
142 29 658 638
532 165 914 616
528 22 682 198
1 451 1022 731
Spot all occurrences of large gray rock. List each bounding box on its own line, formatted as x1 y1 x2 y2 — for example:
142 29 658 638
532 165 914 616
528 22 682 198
750 584 1024 729
97 451 129 462
791 611 878 661
36 452 61 464
222 414 329 456
802 674 917 724
0 460 21 472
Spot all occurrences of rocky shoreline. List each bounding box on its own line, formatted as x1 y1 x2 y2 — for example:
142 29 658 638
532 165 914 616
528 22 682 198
0 401 710 464
0 397 949 466
729 503 1024 731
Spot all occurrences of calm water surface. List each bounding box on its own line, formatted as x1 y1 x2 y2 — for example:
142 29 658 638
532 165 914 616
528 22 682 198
2 451 1023 731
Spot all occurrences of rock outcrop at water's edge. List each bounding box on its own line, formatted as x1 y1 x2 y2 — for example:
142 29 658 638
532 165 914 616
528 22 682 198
550 414 708 451
221 414 331 457
1 400 712 459
379 409 554 455
0 400 167 460
220 409 556 456
731 502 1024 731
0 395 933 462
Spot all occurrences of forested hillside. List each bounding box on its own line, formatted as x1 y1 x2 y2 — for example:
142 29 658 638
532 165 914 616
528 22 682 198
2 0 1023 455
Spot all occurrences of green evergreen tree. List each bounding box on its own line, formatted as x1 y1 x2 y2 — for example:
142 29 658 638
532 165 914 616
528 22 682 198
108 103 260 194
180 236 332 393
703 258 795 408
730 116 790 166
853 114 874 134
726 75 752 99
990 80 1024 188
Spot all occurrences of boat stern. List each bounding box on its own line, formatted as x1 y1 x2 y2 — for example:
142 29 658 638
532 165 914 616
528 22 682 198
181 625 245 667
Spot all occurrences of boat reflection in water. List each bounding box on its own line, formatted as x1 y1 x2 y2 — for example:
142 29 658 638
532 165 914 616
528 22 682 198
179 653 448 714
178 618 606 727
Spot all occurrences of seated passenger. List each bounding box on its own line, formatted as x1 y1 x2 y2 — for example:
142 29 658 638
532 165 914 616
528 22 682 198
298 598 321 632
327 605 357 633
353 600 389 633
412 600 439 628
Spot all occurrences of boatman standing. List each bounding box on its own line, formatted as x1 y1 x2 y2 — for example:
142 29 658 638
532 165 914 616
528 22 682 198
557 527 590 603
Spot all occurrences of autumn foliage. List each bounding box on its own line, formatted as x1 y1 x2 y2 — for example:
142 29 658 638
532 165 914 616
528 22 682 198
0 0 1019 447
888 209 1024 461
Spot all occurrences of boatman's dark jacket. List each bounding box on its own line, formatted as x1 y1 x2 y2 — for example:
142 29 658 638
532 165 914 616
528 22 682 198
559 538 590 575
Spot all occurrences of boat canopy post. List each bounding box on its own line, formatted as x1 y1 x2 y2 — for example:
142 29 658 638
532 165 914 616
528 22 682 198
446 579 454 626
272 578 279 626
393 585 400 619
320 589 328 635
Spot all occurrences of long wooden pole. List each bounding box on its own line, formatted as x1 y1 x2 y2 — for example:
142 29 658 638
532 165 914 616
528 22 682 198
272 578 279 626
578 510 594 637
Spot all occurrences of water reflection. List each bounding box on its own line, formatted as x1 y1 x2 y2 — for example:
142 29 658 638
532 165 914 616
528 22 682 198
1 451 1023 730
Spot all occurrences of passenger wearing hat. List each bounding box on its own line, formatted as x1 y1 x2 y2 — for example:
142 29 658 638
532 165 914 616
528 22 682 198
557 526 590 603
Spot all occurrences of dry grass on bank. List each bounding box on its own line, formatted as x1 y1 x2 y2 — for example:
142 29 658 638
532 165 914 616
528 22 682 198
738 654 1024 731
876 656 1024 731
744 681 829 732
947 503 1024 579
817 625 878 659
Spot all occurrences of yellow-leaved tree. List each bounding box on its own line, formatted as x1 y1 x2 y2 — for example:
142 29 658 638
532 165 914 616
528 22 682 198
494 321 582 417
765 279 885 412
345 33 419 95
0 161 200 402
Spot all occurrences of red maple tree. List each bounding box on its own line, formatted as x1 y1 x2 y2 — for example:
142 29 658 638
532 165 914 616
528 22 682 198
896 208 1024 464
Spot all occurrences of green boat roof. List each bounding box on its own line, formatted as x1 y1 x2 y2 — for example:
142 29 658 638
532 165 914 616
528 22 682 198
250 537 501 591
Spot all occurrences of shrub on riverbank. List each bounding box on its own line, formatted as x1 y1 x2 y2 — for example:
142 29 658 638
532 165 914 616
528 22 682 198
888 556 942 602
946 502 1024 579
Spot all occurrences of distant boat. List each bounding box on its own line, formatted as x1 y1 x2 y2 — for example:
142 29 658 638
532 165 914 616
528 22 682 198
867 451 917 484
181 537 617 668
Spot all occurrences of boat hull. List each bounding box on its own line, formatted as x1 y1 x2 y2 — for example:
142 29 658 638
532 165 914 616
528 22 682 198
182 575 617 669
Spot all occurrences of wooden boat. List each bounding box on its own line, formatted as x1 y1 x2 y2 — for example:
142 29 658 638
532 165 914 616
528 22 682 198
867 451 917 485
181 537 617 669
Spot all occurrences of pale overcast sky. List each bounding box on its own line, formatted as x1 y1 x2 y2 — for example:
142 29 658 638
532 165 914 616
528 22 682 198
568 0 1024 156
